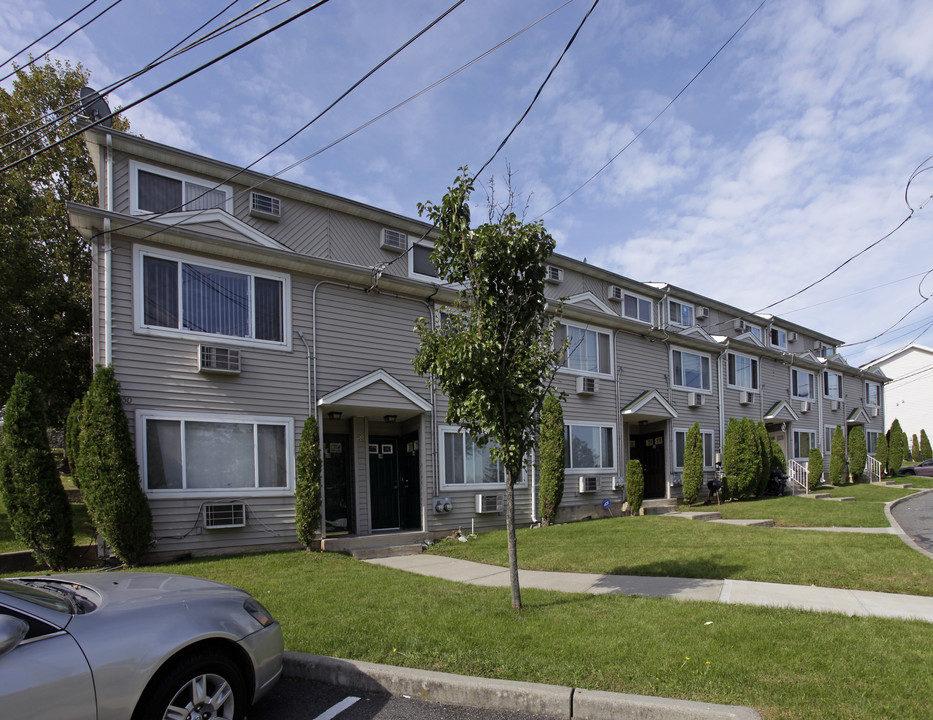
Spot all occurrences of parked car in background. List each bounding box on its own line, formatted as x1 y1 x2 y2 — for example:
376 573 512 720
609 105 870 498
900 458 933 477
0 572 283 720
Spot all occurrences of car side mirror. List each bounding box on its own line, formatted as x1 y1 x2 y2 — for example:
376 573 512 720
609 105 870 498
0 615 29 659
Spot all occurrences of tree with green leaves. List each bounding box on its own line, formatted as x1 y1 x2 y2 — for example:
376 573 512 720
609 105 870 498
681 423 704 505
808 447 824 490
76 366 151 566
626 459 644 515
848 425 867 483
770 439 787 476
921 430 932 461
755 420 772 496
294 415 323 549
829 425 847 485
886 419 907 476
875 432 889 476
911 434 921 462
538 393 565 526
0 372 73 569
0 59 129 425
413 168 562 609
723 417 761 500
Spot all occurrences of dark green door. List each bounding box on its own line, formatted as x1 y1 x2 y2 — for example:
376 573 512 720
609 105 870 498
369 437 400 530
631 431 666 499
399 431 421 530
323 434 354 535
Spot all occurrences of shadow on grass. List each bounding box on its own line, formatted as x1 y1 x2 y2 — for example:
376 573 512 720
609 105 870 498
609 555 744 581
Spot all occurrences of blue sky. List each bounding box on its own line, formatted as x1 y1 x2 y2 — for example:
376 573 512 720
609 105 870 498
3 0 932 367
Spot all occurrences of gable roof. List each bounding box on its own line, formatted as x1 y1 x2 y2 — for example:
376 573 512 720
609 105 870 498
764 399 800 422
846 406 872 424
318 369 431 421
621 389 678 419
564 291 616 316
164 208 293 252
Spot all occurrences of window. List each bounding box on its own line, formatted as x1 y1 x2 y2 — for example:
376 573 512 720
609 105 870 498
674 428 714 469
555 323 612 376
671 348 711 391
140 412 292 494
727 352 759 391
793 430 817 459
865 382 881 406
770 328 787 349
622 292 652 324
745 324 762 342
136 248 288 345
669 300 694 326
409 242 440 281
564 423 616 472
823 371 843 399
867 430 880 454
791 369 815 400
131 161 232 215
440 427 517 487
824 425 838 451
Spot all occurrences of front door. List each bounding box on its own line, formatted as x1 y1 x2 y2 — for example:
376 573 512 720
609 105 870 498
323 433 354 535
631 431 666 499
369 437 400 530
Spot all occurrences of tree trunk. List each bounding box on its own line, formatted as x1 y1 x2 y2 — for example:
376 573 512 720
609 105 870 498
506 470 522 609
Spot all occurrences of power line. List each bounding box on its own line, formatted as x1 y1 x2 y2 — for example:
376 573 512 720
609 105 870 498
0 0 102 71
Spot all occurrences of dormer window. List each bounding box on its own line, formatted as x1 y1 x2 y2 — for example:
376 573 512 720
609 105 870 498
669 300 694 327
770 327 787 349
130 161 232 215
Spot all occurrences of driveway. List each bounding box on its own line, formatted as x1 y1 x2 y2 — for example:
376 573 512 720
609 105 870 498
890 489 933 556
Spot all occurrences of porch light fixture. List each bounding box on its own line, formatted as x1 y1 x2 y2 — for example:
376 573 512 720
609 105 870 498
384 414 397 424
327 411 342 420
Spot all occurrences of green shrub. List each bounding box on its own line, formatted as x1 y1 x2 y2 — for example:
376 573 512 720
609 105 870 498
755 420 771 496
723 417 761 500
294 414 322 549
886 419 906 476
829 425 846 485
626 459 644 515
770 439 787 475
911 434 921 462
875 433 888 475
0 372 73 569
538 393 565 525
681 423 704 505
76 366 152 566
808 447 824 490
922 430 932 461
65 397 82 478
848 425 867 482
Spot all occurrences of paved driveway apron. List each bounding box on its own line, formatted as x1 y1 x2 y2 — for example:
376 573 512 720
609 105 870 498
891 489 933 555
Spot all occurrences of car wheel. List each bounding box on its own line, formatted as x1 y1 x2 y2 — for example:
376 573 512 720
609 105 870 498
901 469 915 476
136 651 247 720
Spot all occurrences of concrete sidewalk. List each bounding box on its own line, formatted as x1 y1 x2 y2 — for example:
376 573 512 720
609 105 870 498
366 553 933 623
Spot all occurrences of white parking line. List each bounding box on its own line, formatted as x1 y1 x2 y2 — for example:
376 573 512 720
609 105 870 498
314 696 361 720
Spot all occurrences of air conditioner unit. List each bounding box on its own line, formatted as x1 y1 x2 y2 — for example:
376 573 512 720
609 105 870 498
545 265 563 283
380 228 407 252
738 390 753 405
733 319 745 331
249 192 281 221
576 376 598 395
199 345 241 374
607 285 623 302
611 477 625 491
799 400 811 413
204 502 246 529
696 306 709 320
475 493 503 514
788 332 798 342
830 400 840 411
579 476 598 493
687 392 705 408
870 407 879 417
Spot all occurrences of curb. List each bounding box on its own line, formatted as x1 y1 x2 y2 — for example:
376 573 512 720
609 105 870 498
885 488 933 561
283 651 761 720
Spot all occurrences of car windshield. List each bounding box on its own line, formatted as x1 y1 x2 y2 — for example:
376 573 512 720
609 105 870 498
0 579 97 615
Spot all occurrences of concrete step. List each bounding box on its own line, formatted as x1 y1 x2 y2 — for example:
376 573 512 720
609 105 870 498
641 498 678 515
348 544 424 560
824 496 855 502
712 518 775 527
672 511 722 521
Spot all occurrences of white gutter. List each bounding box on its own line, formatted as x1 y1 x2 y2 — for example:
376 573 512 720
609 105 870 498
103 133 114 367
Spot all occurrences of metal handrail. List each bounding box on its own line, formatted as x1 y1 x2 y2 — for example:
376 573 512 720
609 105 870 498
867 455 883 483
787 459 809 494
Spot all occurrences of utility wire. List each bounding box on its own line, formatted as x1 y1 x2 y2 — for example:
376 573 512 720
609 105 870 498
0 0 101 71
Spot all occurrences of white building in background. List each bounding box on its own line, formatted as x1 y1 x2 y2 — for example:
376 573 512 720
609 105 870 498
862 345 933 440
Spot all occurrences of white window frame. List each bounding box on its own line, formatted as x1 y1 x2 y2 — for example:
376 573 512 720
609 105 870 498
673 428 715 470
726 351 759 392
137 410 294 498
621 291 653 324
867 430 880 455
669 299 694 327
555 321 613 378
671 347 712 393
791 368 816 400
745 324 762 342
865 381 881 407
133 245 291 350
564 422 617 474
408 240 442 283
129 160 233 216
823 424 839 452
793 430 817 459
823 371 843 399
438 425 526 489
770 327 787 350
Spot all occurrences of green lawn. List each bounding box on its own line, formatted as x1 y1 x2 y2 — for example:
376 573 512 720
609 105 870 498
0 498 94 554
141 550 933 720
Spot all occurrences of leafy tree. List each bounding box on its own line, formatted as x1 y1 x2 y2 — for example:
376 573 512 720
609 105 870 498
0 372 73 569
875 433 888 476
770 439 787 475
626 459 644 515
723 417 761 499
921 429 932 461
848 425 867 483
886 419 907 476
808 447 824 490
681 423 704 505
76 366 151 565
538 393 565 526
295 415 322 549
829 425 846 485
0 59 128 425
911 434 921 462
755 420 772 496
413 168 562 609
65 397 82 476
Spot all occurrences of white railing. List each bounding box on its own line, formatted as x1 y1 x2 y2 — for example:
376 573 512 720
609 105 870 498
867 455 883 483
788 459 809 494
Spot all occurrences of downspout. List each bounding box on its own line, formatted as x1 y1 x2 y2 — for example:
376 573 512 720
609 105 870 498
717 342 729 454
296 330 312 416
614 329 623 496
103 133 113 367
311 281 326 540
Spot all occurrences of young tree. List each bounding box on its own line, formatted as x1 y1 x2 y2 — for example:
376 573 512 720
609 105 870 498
875 433 889 476
626 459 645 515
755 420 772 496
76 366 151 566
848 425 867 483
770 439 787 476
413 168 563 609
911 434 921 462
886 419 906 476
921 429 932 461
0 372 73 569
808 447 824 490
294 415 322 549
538 393 565 526
681 423 704 505
723 417 761 499
829 425 847 485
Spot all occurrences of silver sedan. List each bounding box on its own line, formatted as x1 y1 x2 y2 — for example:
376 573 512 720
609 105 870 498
0 572 283 720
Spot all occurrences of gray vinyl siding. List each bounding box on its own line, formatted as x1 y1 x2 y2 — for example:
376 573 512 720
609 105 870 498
112 155 130 213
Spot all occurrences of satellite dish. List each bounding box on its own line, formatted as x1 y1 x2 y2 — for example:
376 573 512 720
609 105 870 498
79 86 113 128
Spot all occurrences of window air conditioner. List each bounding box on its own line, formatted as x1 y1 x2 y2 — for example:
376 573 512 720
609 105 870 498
799 401 811 413
576 376 598 395
733 319 745 331
696 306 709 320
204 502 246 529
788 332 798 342
380 228 407 252
607 285 623 302
199 345 241 374
249 192 281 221
579 476 598 493
830 400 840 411
687 392 705 408
545 265 563 283
475 493 503 513
738 391 753 405
871 407 879 417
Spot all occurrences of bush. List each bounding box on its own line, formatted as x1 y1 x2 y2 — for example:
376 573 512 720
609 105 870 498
294 415 322 549
755 420 771 496
626 459 644 514
829 425 846 485
911 434 921 462
538 393 565 525
0 372 73 569
875 433 889 475
76 366 152 566
808 447 824 490
723 417 761 500
680 423 703 505
848 425 867 482
65 397 82 478
922 430 932 461
770 439 787 475
886 419 907 476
